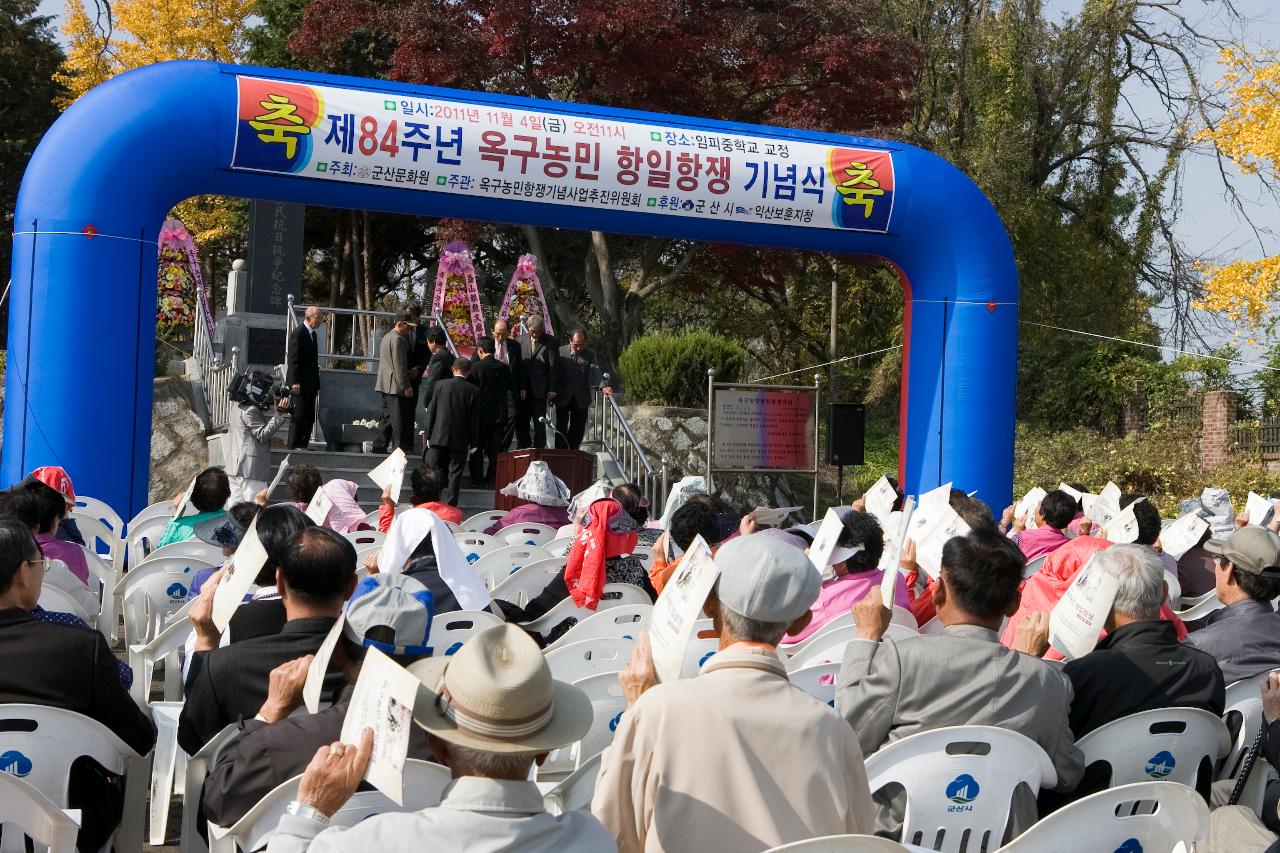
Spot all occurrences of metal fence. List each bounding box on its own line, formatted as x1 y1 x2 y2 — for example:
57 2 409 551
1233 422 1280 458
285 296 457 371
594 373 670 508
192 308 239 431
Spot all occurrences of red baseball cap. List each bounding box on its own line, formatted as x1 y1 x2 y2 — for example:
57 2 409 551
30 466 75 508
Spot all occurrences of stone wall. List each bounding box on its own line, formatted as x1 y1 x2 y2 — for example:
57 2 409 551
621 404 800 511
151 377 209 502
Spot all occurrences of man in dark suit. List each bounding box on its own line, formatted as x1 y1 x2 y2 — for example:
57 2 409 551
285 305 324 449
516 314 558 449
178 527 355 755
0 518 156 851
492 319 524 445
374 313 415 455
406 303 432 402
420 327 456 409
469 337 515 489
423 358 480 506
556 329 611 450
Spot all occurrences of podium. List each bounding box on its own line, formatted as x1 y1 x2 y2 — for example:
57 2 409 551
494 449 596 511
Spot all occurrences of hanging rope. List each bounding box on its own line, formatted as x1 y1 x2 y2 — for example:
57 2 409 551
754 345 903 383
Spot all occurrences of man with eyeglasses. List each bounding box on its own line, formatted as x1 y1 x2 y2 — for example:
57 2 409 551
0 517 155 851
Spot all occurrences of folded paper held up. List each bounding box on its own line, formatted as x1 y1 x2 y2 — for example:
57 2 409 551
369 449 408 505
1049 554 1119 661
649 536 720 683
211 519 268 632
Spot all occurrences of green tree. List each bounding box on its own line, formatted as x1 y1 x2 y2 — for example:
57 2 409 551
1 0 65 344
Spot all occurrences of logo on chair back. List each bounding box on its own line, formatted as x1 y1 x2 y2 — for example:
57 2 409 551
166 582 187 601
945 774 979 813
1144 750 1175 779
1114 839 1142 853
0 750 33 777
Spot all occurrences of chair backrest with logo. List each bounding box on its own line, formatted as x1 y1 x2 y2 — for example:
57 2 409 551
427 610 506 657
499 523 557 547
115 556 206 646
544 637 635 685
864 725 1056 853
997 781 1209 852
1075 707 1230 795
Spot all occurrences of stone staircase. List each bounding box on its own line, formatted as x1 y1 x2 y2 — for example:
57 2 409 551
266 446 496 518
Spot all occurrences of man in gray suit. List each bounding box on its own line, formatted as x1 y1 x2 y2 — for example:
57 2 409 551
837 527 1084 839
375 313 416 454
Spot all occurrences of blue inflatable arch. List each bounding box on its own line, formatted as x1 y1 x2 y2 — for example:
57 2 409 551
4 61 1018 518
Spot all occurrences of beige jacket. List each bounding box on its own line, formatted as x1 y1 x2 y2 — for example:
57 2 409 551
375 329 409 395
592 646 874 853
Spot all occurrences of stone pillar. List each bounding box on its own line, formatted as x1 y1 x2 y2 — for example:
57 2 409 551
1121 379 1146 436
1199 390 1238 469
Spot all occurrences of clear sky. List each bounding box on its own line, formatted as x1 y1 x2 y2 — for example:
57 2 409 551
35 0 1280 356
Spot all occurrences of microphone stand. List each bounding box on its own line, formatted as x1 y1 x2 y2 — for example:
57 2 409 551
540 415 572 449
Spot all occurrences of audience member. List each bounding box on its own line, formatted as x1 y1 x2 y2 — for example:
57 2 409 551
784 507 906 644
502 496 655 643
836 528 1083 838
484 461 571 534
593 534 873 851
1177 523 1220 600
284 464 323 510
24 466 90 585
366 507 473 617
649 494 749 593
225 504 316 644
611 484 659 547
310 479 373 534
1184 525 1280 683
157 466 232 548
0 518 155 851
266 624 613 852
1057 544 1225 738
899 488 998 626
423 357 480 506
190 501 260 598
378 465 463 530
178 526 354 754
1011 488 1076 560
203 574 438 827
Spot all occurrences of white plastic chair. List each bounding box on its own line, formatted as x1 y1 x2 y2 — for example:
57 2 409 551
180 725 239 853
144 539 225 567
428 610 506 656
342 530 384 550
461 510 508 533
454 533 498 564
128 612 194 706
499 523 558 547
785 623 917 671
80 546 120 641
128 500 174 533
996 781 1210 852
470 545 549 589
73 494 125 542
491 558 567 608
544 604 653 651
114 556 206 646
36 584 95 626
863 725 1056 853
543 536 575 558
1022 554 1047 579
790 662 842 708
1075 707 1230 793
0 704 149 853
125 513 174 568
146 701 185 846
679 634 721 678
0 772 81 853
524 587 652 638
1164 570 1182 610
1173 593 1224 622
544 637 635 684
782 608 916 658
539 673 626 781
764 836 910 852
72 514 125 581
208 759 451 852
542 752 603 815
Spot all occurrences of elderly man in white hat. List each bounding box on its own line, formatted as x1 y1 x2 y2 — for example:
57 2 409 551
267 623 616 852
591 533 874 853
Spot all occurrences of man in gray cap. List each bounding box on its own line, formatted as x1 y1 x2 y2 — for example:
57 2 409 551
1185 524 1280 683
591 532 874 853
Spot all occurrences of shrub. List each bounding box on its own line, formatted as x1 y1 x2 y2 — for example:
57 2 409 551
618 331 745 408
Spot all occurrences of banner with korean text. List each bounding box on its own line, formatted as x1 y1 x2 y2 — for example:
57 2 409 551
230 75 896 234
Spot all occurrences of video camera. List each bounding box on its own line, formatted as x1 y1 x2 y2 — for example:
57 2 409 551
228 369 291 412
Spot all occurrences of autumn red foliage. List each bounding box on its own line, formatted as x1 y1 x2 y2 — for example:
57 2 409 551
290 0 920 136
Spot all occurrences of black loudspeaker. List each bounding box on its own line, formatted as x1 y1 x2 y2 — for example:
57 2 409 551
827 403 866 466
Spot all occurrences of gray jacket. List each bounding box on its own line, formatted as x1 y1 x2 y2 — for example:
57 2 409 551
228 403 284 480
837 625 1084 836
1183 597 1280 684
375 330 410 396
267 776 617 853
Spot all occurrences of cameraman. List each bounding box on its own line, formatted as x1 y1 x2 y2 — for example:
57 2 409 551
227 373 290 503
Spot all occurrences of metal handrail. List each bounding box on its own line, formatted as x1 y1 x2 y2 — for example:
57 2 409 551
595 373 669 509
286 295 458 371
192 305 239 431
